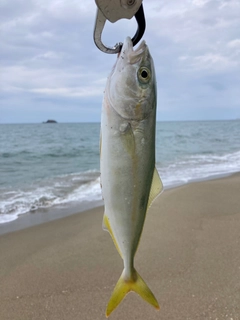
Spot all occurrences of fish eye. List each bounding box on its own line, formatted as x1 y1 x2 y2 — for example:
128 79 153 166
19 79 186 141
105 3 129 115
141 70 148 78
138 67 151 84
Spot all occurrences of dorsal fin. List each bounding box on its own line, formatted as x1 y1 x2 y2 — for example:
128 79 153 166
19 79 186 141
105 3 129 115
147 167 163 211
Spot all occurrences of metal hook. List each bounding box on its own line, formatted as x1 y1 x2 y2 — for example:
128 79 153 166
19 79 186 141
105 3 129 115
93 4 146 54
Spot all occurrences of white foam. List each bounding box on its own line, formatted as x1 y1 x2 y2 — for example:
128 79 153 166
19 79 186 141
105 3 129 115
0 174 102 224
0 214 18 224
158 150 240 188
0 187 57 222
52 177 102 204
1 150 239 224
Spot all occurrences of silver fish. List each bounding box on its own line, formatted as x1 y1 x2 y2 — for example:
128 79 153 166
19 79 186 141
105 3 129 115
100 36 163 317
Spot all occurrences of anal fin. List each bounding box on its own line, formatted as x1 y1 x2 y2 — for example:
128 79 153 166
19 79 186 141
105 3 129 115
102 214 123 259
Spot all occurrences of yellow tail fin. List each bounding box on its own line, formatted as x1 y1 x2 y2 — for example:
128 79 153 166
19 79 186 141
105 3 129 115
106 268 159 317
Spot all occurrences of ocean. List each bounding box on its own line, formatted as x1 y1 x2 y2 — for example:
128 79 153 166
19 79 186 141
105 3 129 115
0 121 239 225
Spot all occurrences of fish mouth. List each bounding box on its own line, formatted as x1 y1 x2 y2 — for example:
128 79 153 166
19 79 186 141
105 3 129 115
120 37 148 64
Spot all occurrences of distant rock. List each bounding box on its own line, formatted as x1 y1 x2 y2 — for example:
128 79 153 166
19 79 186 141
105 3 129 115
43 120 58 123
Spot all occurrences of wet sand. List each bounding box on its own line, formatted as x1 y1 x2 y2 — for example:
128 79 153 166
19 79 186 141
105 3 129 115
0 174 240 319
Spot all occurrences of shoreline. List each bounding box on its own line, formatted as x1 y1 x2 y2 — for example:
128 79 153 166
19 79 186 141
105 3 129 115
0 172 239 319
0 171 239 236
0 200 103 236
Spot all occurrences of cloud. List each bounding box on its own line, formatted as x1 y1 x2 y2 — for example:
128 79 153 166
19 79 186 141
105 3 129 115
228 38 240 52
1 0 240 122
179 52 239 72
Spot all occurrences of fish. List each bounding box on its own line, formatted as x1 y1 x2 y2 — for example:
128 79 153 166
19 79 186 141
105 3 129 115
100 36 163 317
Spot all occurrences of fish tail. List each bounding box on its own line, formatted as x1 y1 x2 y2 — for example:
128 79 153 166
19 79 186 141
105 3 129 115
106 268 159 317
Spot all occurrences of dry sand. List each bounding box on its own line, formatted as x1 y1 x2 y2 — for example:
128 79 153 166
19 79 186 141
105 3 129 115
0 174 240 320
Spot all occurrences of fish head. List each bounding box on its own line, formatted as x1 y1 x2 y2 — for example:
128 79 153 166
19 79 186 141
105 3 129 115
107 37 156 121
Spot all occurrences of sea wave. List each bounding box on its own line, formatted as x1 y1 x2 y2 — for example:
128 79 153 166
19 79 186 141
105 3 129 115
0 170 102 224
158 150 240 187
1 150 239 224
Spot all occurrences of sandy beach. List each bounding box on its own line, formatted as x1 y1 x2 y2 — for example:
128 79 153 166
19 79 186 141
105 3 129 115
0 174 240 320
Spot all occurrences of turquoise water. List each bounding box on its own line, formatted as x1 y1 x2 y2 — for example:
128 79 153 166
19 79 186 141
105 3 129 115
0 121 239 223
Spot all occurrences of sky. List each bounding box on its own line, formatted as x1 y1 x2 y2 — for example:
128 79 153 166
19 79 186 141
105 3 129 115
1 0 240 123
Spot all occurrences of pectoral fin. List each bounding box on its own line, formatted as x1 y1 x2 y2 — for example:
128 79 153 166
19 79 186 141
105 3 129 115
147 167 163 211
120 122 135 155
